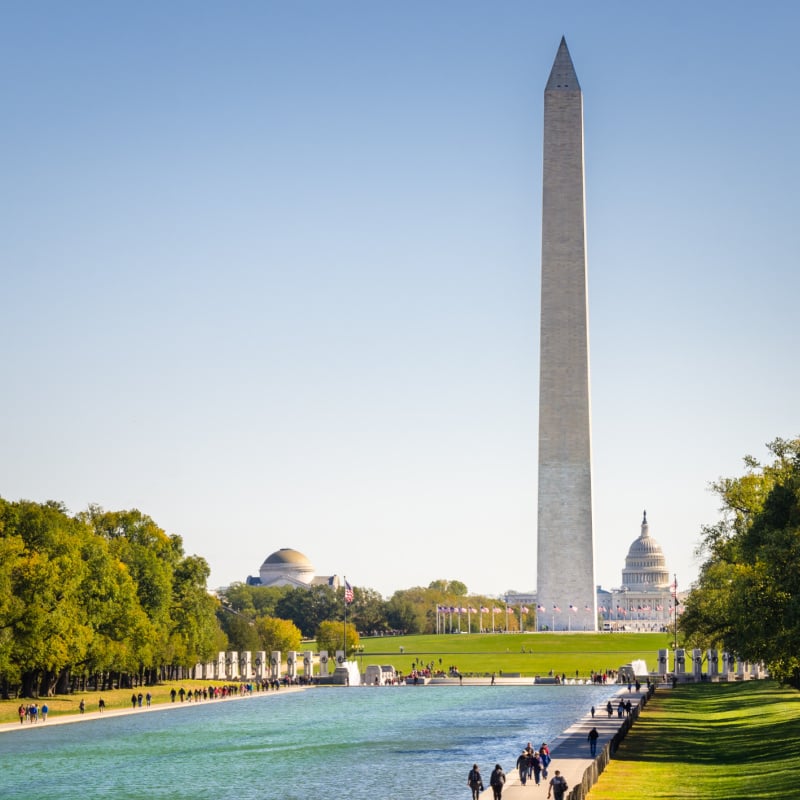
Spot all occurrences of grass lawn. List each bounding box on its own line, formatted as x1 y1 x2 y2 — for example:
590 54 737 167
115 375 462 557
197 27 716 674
357 631 670 677
587 680 800 799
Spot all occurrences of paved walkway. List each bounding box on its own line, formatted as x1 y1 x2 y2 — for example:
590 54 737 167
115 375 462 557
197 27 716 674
0 686 306 735
477 686 649 800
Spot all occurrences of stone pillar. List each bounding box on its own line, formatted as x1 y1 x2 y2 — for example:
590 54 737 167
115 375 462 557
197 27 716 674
286 651 297 679
657 649 669 676
270 651 281 680
675 648 686 675
319 651 330 676
303 650 314 679
240 651 252 679
721 651 732 674
692 649 703 680
335 650 346 669
254 651 266 680
707 650 718 678
225 651 239 680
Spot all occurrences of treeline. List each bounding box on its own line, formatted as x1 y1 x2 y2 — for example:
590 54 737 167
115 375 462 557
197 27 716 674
0 500 226 699
680 437 800 688
0 500 529 699
219 578 533 648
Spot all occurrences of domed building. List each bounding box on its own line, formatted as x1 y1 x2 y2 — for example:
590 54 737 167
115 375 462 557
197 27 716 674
621 511 671 591
246 548 340 590
603 512 675 631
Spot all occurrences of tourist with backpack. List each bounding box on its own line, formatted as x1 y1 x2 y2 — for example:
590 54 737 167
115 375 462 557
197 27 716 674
489 764 506 799
467 764 484 800
547 769 568 800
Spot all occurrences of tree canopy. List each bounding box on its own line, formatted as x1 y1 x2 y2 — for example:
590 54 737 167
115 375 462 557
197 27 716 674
0 499 225 697
681 437 800 687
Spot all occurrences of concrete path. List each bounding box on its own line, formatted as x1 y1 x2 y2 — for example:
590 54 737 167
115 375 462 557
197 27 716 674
478 687 648 800
0 686 306 735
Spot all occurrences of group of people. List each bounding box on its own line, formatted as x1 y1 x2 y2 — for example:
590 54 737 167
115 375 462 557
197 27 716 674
17 703 48 724
467 742 568 800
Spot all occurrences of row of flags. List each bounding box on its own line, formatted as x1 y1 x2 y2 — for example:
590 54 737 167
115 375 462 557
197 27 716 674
436 605 531 614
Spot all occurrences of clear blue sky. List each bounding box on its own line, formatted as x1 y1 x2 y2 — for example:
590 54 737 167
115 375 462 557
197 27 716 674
2 2 798 599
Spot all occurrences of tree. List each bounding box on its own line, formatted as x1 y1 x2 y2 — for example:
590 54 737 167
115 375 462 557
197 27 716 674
386 593 422 633
256 617 302 654
316 620 359 658
681 437 800 687
347 586 388 634
275 585 339 638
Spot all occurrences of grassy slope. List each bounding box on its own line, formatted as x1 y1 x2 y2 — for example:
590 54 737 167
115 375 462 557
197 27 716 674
587 681 800 800
358 631 668 677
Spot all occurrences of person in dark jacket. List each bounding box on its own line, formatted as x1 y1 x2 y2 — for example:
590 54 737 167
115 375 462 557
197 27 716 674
489 764 506 799
467 764 484 800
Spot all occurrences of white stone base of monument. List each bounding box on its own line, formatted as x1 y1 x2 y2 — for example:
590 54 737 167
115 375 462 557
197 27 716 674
270 651 281 681
675 648 686 675
226 651 239 680
255 651 266 680
657 649 669 675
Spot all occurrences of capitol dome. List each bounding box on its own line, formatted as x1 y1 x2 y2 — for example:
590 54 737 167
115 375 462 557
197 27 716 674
621 512 670 591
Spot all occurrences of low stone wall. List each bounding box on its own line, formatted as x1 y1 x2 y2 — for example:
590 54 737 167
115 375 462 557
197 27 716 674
566 686 654 800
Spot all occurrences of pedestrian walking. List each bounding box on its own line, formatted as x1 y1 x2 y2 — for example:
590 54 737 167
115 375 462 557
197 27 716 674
516 751 529 786
539 743 551 779
588 726 599 756
467 764 484 800
547 770 568 800
489 764 506 800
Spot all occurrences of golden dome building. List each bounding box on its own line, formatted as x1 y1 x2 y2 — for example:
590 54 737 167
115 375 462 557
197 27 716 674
246 548 340 590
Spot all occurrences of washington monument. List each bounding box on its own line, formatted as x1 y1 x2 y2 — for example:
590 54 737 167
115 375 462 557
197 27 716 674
536 38 597 631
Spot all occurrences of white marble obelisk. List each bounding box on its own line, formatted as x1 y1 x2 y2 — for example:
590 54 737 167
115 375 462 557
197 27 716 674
536 38 597 631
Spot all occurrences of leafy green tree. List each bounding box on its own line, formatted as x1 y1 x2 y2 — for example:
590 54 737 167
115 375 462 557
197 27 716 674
275 585 339 638
682 437 800 687
2 501 96 695
348 586 388 633
170 555 224 666
218 608 260 653
256 617 302 653
220 582 289 618
316 620 359 657
386 592 422 633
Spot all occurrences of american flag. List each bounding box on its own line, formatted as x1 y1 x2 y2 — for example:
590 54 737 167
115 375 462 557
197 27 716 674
521 606 529 614
344 580 354 604
569 604 577 612
537 605 546 613
481 606 490 613
553 605 561 612
584 605 591 613
469 607 477 614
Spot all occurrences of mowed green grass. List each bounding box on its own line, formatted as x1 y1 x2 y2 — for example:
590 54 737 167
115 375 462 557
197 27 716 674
587 681 800 800
358 631 668 677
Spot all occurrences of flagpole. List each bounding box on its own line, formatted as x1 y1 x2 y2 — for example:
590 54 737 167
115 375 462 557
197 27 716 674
343 576 347 659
